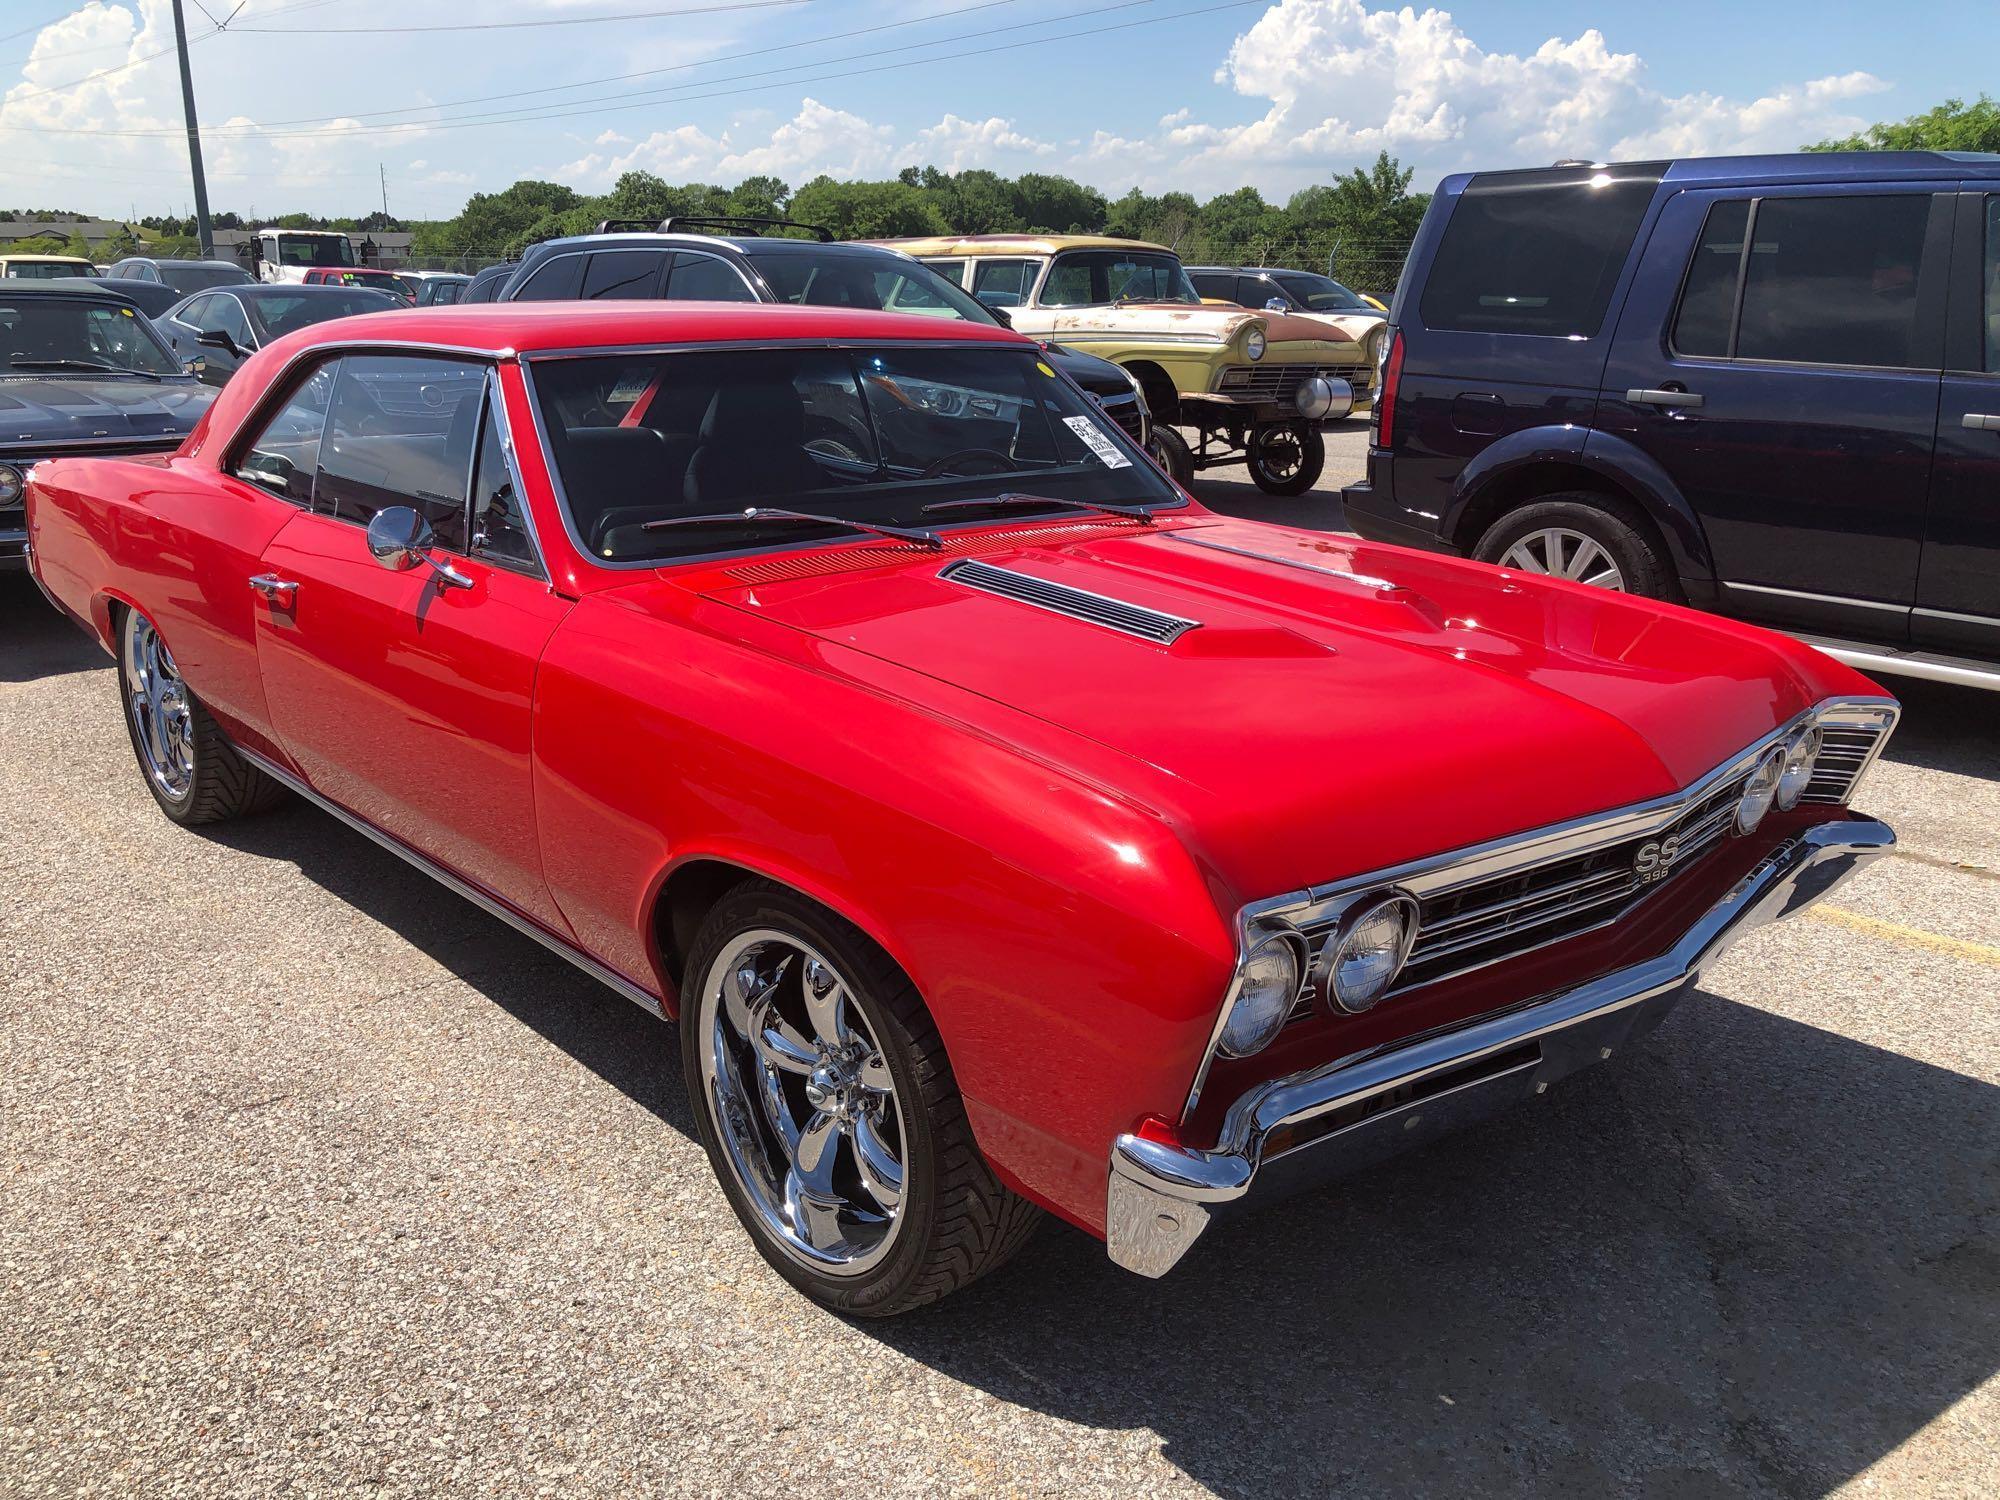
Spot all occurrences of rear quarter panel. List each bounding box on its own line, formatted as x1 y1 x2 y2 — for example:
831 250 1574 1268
530 582 1241 1234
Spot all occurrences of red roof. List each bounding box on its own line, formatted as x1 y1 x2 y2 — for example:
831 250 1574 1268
266 301 1033 359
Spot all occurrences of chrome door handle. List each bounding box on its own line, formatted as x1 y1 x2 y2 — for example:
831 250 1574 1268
1627 388 1705 409
1963 413 2000 432
248 573 299 601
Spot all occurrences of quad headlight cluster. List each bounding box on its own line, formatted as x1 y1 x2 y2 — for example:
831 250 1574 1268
0 463 23 509
1735 723 1825 834
1214 925 1306 1058
1216 891 1423 1058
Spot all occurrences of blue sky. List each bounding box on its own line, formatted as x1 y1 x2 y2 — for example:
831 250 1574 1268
1 0 1994 221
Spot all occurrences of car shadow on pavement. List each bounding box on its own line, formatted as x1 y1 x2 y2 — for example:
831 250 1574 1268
1876 679 2000 784
868 997 1999 1497
0 577 104 683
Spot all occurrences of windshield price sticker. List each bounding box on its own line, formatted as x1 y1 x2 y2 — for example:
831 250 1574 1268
1063 414 1132 469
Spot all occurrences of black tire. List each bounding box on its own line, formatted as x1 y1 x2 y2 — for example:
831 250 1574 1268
1246 421 1325 496
1471 493 1677 600
680 880 1041 1316
1148 425 1195 489
116 606 287 826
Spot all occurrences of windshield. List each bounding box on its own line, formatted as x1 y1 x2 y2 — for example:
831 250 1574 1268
743 250 998 325
245 288 396 339
1274 272 1372 313
1040 250 1199 307
315 268 415 299
158 262 251 294
530 343 1180 563
273 234 358 268
0 296 181 376
4 259 93 281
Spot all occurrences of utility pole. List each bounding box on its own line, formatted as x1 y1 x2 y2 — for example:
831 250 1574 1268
379 164 390 221
168 0 214 258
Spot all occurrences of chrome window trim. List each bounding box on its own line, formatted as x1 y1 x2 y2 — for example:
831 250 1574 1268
1178 694 1900 1123
516 337 1174 571
662 248 761 302
1913 604 2000 627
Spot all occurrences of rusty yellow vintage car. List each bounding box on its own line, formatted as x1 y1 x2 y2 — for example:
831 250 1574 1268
874 234 1359 494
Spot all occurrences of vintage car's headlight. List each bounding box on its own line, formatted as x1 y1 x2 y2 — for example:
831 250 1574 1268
1736 747 1788 834
1244 328 1266 361
1323 893 1419 1013
1216 927 1303 1058
1776 726 1823 811
0 463 22 508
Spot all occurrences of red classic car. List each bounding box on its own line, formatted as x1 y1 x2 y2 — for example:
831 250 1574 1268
22 302 1900 1315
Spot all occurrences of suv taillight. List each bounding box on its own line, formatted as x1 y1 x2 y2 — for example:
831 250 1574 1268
1373 327 1403 450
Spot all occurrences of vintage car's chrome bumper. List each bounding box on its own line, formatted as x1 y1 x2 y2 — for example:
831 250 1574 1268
1106 815 1895 1277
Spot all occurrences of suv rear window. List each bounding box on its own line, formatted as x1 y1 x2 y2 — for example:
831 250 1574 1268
1419 167 1662 336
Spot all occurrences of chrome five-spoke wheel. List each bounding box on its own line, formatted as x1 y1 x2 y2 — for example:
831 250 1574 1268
1496 527 1627 590
697 929 908 1276
123 609 195 801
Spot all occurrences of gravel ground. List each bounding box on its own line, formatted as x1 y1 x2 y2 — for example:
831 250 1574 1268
3 432 1996 1497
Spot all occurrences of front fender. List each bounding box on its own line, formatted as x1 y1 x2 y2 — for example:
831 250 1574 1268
1448 425 1717 582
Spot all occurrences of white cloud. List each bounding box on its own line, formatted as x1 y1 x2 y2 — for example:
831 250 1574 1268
913 114 1053 172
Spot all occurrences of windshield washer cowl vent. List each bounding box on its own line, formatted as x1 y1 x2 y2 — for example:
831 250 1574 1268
940 559 1199 644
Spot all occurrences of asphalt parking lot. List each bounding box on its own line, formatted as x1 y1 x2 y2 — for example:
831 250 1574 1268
4 427 1996 1497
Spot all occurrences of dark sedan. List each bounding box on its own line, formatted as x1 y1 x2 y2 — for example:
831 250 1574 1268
1 283 215 570
156 283 399 387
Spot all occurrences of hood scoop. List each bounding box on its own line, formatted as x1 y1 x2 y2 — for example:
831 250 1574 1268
940 558 1199 645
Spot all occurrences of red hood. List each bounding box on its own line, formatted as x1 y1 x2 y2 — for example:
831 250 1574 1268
693 518 1837 901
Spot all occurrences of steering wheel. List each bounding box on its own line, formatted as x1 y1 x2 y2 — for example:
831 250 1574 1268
919 448 1014 480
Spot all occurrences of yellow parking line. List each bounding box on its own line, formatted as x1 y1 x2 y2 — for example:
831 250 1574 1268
1806 906 2000 968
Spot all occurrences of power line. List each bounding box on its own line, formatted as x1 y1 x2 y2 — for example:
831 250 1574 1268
2 28 219 103
232 0 812 34
4 0 1264 139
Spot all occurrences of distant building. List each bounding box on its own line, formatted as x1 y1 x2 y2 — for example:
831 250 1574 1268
0 218 132 248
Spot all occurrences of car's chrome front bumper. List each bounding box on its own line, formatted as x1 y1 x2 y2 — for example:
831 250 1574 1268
1106 816 1895 1277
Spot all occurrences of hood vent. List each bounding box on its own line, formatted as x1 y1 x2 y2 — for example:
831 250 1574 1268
940 559 1199 644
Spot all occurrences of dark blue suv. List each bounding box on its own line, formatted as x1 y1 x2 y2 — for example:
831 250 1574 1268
1343 151 2000 690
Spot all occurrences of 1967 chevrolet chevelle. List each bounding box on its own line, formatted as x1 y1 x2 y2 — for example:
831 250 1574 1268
23 302 1900 1315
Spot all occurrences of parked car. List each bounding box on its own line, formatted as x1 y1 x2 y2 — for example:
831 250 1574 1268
1344 150 2000 691
881 234 1364 492
460 261 518 303
105 256 253 295
1188 265 1388 374
1 283 214 570
44 274 182 320
24 300 1899 1312
410 272 472 306
0 253 98 280
491 218 1151 453
300 265 418 303
156 283 399 385
239 227 363 284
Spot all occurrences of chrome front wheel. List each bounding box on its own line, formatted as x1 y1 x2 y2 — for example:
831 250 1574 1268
697 929 909 1277
123 609 195 801
1496 527 1627 590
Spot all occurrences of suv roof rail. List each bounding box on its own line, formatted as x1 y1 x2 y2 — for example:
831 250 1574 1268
1550 158 1607 168
657 215 834 242
593 219 657 235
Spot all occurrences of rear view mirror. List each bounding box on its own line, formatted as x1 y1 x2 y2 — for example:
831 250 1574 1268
988 305 1013 329
195 328 238 357
1264 297 1288 313
367 505 471 589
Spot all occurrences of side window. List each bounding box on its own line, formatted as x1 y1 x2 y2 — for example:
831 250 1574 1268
926 259 966 287
664 253 756 302
581 250 667 300
1240 276 1278 308
469 400 539 570
233 361 337 505
1734 195 1932 368
1980 195 1998 373
314 355 488 545
1188 272 1235 302
1419 169 1661 336
969 258 1036 307
1671 199 1751 358
210 295 252 347
513 254 584 301
176 294 211 328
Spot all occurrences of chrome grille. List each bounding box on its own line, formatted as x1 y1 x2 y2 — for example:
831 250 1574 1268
1218 362 1369 400
1107 403 1146 441
940 559 1199 644
1802 724 1887 804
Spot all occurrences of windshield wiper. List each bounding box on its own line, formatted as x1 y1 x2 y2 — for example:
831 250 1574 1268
641 506 943 549
7 357 125 374
921 492 1159 523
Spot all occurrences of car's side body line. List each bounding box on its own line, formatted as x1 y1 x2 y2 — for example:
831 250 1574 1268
237 744 668 1020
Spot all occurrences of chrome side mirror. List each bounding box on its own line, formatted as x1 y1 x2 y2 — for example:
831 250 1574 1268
1264 297 1288 312
366 505 470 588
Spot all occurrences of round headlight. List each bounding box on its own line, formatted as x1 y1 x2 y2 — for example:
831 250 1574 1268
1776 725 1822 811
1322 893 1419 1013
1244 327 1266 361
1736 746 1787 834
1216 929 1301 1058
0 463 22 507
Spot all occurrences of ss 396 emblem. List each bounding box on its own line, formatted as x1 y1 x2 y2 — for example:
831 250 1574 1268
1633 834 1683 884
